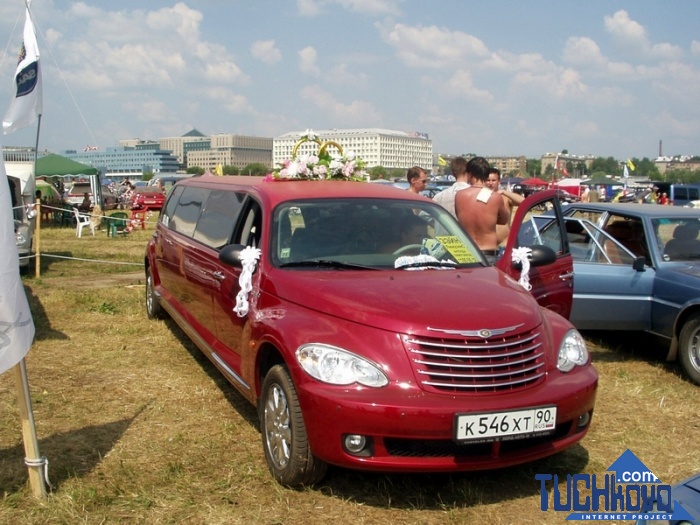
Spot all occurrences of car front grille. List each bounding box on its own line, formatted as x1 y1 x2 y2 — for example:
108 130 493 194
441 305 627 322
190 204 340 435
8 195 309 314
404 323 546 393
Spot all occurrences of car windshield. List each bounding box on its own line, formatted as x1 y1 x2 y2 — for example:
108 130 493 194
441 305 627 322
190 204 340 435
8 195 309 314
655 218 700 261
272 198 484 269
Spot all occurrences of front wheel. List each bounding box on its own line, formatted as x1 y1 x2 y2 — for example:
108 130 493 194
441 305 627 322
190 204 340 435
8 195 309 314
260 365 327 487
678 313 700 385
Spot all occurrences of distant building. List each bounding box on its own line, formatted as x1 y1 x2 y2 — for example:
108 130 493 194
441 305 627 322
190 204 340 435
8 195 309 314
485 156 527 176
541 152 596 176
654 156 700 175
153 129 209 170
186 133 273 172
273 128 433 170
62 144 180 178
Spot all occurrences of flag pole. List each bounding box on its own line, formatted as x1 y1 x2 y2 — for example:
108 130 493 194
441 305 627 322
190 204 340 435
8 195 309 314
33 114 41 278
13 358 47 498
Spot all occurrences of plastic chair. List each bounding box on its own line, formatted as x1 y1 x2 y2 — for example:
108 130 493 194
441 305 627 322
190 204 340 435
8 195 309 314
72 208 95 237
107 212 130 237
130 209 147 230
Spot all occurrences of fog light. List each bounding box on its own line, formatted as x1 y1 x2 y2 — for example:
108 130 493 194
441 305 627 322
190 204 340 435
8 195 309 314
578 411 592 428
342 434 376 457
344 434 367 453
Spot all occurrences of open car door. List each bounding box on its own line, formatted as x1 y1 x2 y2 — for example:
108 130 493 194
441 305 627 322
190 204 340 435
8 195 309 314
495 189 574 319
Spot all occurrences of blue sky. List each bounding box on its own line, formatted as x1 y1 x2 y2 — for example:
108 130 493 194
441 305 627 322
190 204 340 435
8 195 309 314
1 0 699 161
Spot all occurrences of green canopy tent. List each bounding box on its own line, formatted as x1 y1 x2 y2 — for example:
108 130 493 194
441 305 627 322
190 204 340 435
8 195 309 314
35 154 105 208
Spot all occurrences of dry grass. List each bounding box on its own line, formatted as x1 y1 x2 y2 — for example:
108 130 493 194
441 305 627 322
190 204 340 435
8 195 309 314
1 218 698 524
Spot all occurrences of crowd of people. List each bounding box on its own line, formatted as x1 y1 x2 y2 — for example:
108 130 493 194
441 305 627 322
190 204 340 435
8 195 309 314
405 157 523 264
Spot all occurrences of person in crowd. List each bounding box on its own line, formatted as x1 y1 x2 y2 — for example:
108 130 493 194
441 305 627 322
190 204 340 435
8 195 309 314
588 186 600 203
454 157 509 263
78 192 91 212
406 166 428 194
433 157 470 217
485 167 524 245
659 192 670 205
381 213 429 253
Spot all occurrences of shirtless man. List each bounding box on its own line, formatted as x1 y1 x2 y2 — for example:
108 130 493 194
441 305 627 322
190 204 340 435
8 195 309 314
485 167 524 245
455 157 509 263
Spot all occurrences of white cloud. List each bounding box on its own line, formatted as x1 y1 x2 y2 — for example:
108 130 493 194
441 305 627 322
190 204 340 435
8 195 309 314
251 40 282 65
300 84 381 124
692 41 700 55
603 10 683 60
299 46 321 75
297 0 401 16
382 23 489 68
326 63 369 87
441 70 493 102
563 37 606 67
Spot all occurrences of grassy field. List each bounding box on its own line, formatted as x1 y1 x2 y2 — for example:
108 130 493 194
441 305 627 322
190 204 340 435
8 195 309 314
1 217 698 524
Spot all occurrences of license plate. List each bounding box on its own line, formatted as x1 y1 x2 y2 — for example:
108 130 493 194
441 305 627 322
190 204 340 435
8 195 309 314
454 406 557 443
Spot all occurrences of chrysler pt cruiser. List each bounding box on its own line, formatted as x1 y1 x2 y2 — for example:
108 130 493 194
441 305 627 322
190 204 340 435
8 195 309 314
144 176 598 487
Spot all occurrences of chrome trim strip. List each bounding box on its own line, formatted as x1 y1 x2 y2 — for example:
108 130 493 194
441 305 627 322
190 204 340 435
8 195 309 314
408 341 541 357
427 323 524 338
413 352 544 369
423 372 545 389
417 362 544 379
407 332 539 350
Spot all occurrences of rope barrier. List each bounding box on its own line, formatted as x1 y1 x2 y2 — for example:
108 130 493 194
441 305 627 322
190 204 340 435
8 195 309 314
24 456 53 491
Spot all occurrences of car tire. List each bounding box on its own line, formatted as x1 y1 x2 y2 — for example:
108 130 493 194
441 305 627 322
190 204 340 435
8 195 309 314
145 266 165 320
678 314 700 385
260 364 327 487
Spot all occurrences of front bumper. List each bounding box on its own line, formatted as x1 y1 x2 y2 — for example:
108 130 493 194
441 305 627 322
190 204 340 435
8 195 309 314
295 366 598 473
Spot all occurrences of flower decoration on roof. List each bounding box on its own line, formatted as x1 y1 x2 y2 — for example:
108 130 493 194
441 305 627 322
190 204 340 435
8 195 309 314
265 129 368 182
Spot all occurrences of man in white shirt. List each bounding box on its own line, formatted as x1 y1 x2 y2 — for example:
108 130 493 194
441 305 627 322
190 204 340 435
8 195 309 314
432 157 470 218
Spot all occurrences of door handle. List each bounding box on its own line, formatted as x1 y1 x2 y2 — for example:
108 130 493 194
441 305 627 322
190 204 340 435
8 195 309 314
559 271 574 281
212 271 225 281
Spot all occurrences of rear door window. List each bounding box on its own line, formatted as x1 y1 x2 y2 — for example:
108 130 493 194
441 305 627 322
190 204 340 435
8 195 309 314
192 190 246 249
169 186 210 237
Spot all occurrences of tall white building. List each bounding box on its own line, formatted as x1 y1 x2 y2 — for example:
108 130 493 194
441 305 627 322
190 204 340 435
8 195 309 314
273 128 433 170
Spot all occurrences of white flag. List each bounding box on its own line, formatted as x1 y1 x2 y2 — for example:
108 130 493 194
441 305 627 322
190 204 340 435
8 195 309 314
3 4 42 134
623 164 629 178
0 149 35 374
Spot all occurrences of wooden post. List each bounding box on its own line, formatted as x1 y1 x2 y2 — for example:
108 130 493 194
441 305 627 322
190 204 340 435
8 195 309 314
13 358 47 499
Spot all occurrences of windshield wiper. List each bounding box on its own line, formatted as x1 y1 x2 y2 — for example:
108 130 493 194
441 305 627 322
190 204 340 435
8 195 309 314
279 259 378 270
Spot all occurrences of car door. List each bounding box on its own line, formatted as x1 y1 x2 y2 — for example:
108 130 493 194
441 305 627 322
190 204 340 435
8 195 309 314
210 195 261 392
564 216 656 331
496 189 574 319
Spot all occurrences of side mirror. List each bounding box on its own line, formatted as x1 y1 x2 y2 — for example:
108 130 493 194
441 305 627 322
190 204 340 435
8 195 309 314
511 245 558 270
632 256 646 272
219 243 247 267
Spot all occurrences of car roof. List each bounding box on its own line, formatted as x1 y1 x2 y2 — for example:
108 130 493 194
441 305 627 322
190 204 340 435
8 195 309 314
567 202 700 219
176 175 431 208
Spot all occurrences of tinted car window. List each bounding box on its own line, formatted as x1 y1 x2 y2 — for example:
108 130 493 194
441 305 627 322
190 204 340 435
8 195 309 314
161 185 184 228
169 186 210 237
192 190 246 249
271 198 482 268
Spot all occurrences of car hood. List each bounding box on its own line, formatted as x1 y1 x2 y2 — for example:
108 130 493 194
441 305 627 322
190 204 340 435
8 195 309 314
263 266 544 335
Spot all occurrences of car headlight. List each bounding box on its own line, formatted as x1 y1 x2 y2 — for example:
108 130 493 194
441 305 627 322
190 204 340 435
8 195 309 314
296 343 388 387
557 329 589 372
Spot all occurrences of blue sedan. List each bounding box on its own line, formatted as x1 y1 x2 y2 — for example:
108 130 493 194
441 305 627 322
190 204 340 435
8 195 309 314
534 202 700 385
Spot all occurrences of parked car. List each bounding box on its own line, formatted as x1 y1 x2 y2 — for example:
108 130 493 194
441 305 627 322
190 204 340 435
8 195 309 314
129 186 166 211
536 202 700 385
635 471 700 524
144 178 597 487
65 182 118 210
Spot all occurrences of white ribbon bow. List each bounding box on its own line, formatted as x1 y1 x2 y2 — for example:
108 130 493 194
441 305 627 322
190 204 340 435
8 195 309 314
511 247 533 291
233 246 262 317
